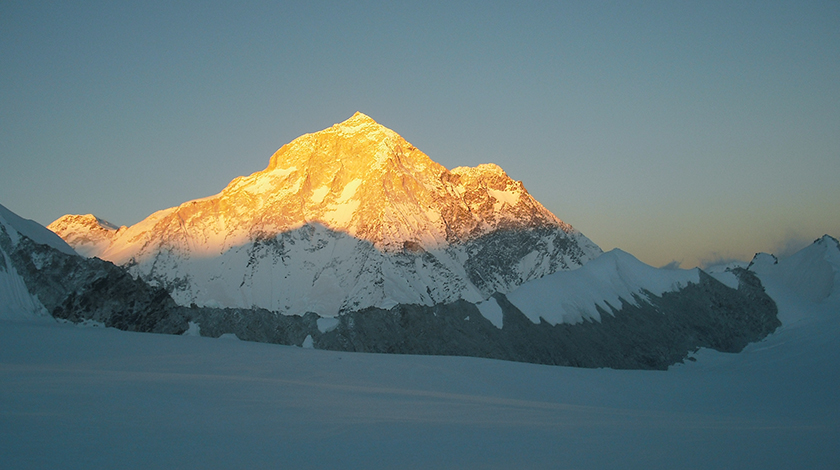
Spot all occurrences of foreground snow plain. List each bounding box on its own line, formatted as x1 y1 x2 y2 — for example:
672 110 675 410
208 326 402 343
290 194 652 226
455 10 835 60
2 270 838 470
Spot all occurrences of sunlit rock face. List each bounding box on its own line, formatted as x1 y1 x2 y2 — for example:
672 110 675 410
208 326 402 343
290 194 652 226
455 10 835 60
50 113 601 316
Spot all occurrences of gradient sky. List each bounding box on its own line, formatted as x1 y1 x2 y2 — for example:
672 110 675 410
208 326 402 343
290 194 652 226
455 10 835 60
2 1 838 268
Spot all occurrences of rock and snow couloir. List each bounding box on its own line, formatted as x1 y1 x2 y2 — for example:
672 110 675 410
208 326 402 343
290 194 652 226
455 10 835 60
49 113 601 316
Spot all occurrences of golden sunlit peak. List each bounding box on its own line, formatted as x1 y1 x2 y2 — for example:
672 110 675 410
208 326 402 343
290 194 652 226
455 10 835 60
348 111 373 121
47 112 602 315
331 111 389 135
336 111 377 126
265 112 412 172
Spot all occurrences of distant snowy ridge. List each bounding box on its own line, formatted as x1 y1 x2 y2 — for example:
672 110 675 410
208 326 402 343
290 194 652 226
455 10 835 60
505 249 702 325
5 203 783 369
46 214 121 257
49 113 601 316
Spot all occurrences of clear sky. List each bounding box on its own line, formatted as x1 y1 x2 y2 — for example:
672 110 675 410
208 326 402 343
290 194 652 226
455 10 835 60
1 1 838 268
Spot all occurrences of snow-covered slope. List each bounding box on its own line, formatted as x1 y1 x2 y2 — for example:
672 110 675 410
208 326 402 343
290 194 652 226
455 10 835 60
50 113 601 315
0 237 48 321
748 235 840 324
505 249 702 325
1 268 836 469
0 204 76 256
0 203 74 320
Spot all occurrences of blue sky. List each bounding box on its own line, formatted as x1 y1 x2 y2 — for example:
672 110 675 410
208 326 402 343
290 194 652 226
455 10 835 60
2 1 838 267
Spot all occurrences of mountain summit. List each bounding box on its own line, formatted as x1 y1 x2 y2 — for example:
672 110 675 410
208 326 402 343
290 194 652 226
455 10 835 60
50 113 601 315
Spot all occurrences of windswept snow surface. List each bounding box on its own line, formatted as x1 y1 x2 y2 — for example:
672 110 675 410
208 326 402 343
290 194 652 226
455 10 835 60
2 285 838 469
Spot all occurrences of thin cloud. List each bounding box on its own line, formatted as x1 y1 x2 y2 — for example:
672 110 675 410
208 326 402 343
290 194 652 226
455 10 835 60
659 260 682 270
700 254 748 271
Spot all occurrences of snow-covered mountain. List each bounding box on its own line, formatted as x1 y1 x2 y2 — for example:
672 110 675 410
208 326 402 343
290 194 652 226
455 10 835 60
747 235 840 324
1 203 189 332
10 112 829 369
0 202 790 369
46 214 119 257
749 235 840 302
50 112 601 316
310 247 779 369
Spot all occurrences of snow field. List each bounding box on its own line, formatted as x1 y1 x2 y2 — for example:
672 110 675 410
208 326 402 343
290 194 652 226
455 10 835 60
1 292 837 470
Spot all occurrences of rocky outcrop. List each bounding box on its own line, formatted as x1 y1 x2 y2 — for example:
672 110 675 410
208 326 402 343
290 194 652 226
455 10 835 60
165 267 779 370
310 269 780 369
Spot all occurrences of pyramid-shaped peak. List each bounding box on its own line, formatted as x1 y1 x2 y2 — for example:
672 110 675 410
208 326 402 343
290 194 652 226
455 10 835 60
48 115 603 315
331 112 390 135
344 111 376 124
815 234 840 249
267 112 430 173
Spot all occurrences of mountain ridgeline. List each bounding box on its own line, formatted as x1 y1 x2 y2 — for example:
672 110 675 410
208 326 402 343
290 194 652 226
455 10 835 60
49 113 601 316
1 113 804 369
